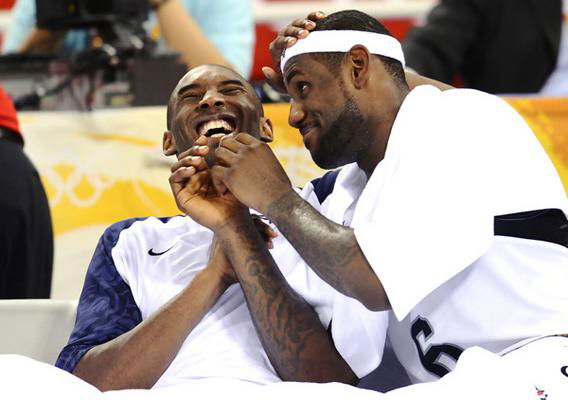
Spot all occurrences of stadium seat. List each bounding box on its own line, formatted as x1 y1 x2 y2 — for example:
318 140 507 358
0 299 77 364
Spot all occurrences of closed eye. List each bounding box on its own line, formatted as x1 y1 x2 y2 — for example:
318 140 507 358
221 87 244 95
181 92 202 101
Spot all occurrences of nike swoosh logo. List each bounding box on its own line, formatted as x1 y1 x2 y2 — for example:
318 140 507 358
148 246 173 256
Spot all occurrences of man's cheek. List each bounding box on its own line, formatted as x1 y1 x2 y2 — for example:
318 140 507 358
173 130 195 155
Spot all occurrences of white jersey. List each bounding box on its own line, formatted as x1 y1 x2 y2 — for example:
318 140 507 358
322 85 568 383
57 184 387 388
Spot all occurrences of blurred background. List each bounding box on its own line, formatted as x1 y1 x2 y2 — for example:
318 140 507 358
0 0 566 301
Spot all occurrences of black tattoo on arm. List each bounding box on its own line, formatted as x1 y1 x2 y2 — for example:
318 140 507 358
218 217 357 384
267 190 389 312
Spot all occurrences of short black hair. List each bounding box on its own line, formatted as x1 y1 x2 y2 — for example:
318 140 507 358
309 10 408 90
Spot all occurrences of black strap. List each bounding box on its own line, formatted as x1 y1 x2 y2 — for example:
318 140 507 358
494 208 568 248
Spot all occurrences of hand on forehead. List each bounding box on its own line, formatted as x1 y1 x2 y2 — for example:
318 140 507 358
264 10 405 92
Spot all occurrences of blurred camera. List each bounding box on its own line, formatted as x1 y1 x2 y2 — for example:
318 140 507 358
36 0 150 30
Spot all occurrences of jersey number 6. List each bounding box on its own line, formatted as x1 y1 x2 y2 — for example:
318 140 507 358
411 317 464 378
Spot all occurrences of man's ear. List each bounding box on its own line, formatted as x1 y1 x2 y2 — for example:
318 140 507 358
259 117 274 143
163 130 177 156
348 45 371 89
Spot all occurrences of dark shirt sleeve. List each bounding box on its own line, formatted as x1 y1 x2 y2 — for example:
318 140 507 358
55 219 144 372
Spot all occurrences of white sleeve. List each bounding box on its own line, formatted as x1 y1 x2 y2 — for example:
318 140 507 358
330 293 388 378
351 87 564 321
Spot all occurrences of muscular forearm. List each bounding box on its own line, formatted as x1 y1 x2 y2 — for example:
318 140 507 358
73 268 229 391
155 0 232 69
266 190 389 312
217 216 357 384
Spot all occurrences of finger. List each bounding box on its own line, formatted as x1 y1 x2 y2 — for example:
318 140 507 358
265 227 279 239
187 170 210 191
186 144 209 157
194 136 208 146
270 34 292 52
214 146 237 167
218 133 256 153
262 66 276 80
211 165 229 195
177 148 194 160
218 137 247 154
268 34 292 77
262 67 286 93
187 156 208 172
170 166 196 182
181 170 212 202
178 142 210 159
260 222 278 239
261 224 278 240
307 11 326 21
170 155 208 173
251 217 279 242
232 132 257 146
169 166 196 193
282 25 309 41
286 15 320 35
290 17 309 28
271 12 325 53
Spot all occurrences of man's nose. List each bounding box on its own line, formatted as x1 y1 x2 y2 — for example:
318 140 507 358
198 92 225 110
288 101 306 128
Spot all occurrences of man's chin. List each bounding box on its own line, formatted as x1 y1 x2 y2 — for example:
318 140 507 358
312 151 344 170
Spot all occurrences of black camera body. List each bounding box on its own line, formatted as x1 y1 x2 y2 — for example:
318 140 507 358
4 1 184 110
36 0 150 30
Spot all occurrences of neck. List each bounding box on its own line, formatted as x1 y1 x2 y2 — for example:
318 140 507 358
358 93 407 177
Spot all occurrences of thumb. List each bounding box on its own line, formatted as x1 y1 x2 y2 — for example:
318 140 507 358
262 66 276 80
262 66 286 93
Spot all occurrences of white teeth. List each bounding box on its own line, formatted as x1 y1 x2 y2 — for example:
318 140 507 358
198 119 234 136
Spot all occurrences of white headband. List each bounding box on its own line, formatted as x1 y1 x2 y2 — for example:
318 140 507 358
280 30 405 73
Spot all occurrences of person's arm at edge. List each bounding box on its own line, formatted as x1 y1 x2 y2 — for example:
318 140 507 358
265 189 389 312
215 211 358 384
152 0 233 70
72 232 234 391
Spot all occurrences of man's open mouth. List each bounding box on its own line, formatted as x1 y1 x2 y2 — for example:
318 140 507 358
198 118 236 137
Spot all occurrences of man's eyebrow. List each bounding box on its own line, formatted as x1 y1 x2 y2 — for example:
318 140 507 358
220 80 246 87
284 68 301 87
176 79 246 98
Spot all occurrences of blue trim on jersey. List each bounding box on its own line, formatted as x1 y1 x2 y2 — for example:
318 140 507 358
310 170 340 204
55 217 169 372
